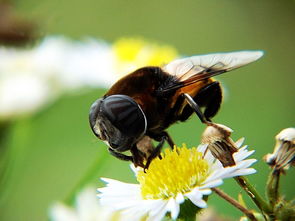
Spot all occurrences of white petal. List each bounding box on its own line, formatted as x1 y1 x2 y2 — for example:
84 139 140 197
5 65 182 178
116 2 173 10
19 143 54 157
130 163 141 175
98 178 144 211
210 158 222 171
235 159 257 170
203 149 216 165
199 189 212 195
234 148 255 162
166 198 180 220
100 177 135 186
188 188 203 199
121 200 162 220
148 200 168 217
147 201 169 221
226 168 257 177
235 137 245 148
98 178 140 197
101 198 142 210
176 193 185 204
201 179 223 189
197 144 208 154
206 167 236 182
194 199 207 208
185 191 208 208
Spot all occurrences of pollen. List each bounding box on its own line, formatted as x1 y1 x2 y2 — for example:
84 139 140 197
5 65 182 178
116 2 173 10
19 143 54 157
137 144 210 200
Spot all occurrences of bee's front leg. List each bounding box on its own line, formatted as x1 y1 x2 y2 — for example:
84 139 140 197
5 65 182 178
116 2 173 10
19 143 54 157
163 131 175 149
143 132 175 171
144 136 166 172
130 145 145 168
149 131 175 149
108 147 133 162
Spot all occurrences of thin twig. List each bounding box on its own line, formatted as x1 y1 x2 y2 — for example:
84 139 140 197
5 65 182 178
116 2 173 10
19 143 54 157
212 187 258 221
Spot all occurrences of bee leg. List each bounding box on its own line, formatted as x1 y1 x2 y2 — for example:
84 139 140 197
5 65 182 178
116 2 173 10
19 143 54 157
160 131 175 149
144 136 166 172
149 131 175 149
108 147 133 162
130 146 145 168
182 93 210 124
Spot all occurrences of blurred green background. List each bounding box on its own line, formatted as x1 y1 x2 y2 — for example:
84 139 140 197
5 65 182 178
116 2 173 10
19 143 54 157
1 0 294 220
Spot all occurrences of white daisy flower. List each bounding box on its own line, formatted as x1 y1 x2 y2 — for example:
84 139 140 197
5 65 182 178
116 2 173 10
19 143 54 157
50 187 122 221
98 142 257 221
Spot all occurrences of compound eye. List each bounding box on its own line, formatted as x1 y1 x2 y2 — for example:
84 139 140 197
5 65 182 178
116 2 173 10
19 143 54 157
89 98 103 138
101 95 147 138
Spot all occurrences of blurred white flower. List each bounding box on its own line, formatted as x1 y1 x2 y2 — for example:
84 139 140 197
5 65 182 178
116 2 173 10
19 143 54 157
50 187 122 221
33 36 117 89
0 47 55 119
0 74 51 118
98 142 256 221
0 36 116 119
0 36 178 119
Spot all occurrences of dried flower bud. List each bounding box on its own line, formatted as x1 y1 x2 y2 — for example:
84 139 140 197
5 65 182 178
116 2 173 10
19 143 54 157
201 123 238 167
264 128 295 171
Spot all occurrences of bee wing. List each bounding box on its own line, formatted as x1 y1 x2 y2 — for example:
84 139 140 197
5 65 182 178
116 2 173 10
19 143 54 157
162 51 263 91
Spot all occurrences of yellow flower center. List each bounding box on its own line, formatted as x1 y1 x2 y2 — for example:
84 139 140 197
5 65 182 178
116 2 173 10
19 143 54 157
137 144 210 200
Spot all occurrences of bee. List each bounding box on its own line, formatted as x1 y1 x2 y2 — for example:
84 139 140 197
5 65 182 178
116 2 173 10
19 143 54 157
89 51 263 169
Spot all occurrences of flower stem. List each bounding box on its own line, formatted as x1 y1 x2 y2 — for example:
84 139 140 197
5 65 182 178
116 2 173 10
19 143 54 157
212 187 258 221
266 168 280 208
235 176 273 216
0 121 12 202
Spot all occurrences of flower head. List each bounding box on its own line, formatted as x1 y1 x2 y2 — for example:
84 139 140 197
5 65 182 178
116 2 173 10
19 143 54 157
137 146 210 200
98 142 256 221
264 127 295 171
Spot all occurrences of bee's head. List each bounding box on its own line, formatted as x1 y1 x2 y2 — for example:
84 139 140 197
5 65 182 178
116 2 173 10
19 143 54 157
89 95 147 151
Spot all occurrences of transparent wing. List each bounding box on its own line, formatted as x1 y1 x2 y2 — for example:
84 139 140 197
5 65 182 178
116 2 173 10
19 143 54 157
163 50 264 81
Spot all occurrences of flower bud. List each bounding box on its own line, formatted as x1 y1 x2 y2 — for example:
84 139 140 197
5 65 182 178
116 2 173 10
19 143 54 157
264 128 295 171
201 123 238 167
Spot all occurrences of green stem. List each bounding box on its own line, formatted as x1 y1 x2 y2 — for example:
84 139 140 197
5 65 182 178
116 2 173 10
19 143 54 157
235 176 273 216
0 121 12 203
64 151 109 205
266 168 280 208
